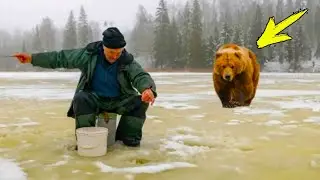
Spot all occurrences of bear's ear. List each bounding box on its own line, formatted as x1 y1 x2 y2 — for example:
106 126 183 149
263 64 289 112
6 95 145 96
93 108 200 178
215 52 222 59
234 52 241 59
248 49 257 60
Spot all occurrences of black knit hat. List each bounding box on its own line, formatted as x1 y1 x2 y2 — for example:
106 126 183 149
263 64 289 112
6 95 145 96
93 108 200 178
102 27 126 49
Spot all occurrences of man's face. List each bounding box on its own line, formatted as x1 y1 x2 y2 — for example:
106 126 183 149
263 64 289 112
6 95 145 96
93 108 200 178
103 46 123 63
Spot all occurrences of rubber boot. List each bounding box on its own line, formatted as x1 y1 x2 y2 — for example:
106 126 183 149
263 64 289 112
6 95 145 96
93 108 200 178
115 115 145 147
75 113 97 129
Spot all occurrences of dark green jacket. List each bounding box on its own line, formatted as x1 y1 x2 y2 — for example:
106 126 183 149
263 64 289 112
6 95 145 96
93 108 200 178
31 41 157 118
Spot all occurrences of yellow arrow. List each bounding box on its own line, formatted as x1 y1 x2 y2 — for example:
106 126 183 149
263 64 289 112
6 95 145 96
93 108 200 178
256 8 308 49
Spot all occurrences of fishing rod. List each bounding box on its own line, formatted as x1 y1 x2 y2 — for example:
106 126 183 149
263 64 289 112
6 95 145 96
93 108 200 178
0 55 15 58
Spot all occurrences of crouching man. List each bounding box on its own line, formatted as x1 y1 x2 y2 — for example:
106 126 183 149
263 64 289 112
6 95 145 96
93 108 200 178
13 27 157 147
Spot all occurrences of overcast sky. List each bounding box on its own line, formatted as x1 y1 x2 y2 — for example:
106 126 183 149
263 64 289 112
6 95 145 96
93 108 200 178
0 0 187 33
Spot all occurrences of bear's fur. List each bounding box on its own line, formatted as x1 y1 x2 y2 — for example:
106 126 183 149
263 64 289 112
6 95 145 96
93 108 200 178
212 43 260 108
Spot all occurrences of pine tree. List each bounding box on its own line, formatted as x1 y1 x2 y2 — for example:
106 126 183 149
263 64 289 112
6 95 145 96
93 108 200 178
189 0 205 68
78 5 90 48
168 16 181 68
63 10 77 49
314 5 320 58
284 40 293 64
22 40 26 52
180 1 192 68
212 26 220 51
290 23 311 72
274 0 285 64
299 0 314 50
243 27 251 49
32 25 42 52
204 35 214 67
232 24 244 46
276 0 284 20
153 0 171 69
285 0 294 15
265 45 276 62
219 13 233 45
130 4 154 66
39 17 56 51
265 1 276 62
201 0 215 38
88 26 93 42
89 21 102 42
175 31 184 68
249 3 264 66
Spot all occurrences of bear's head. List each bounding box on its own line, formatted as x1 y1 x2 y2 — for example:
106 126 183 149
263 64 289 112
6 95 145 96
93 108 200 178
213 49 246 82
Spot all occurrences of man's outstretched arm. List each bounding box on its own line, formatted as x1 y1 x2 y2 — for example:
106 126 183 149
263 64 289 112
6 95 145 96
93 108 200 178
31 48 88 69
15 48 88 70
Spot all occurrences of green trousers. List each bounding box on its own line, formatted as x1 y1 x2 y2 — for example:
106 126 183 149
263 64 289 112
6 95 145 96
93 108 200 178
73 91 149 147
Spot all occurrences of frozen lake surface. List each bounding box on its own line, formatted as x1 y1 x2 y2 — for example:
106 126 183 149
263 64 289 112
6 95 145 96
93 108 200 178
0 72 320 180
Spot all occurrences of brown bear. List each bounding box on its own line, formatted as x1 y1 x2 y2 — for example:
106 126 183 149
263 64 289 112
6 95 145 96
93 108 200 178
212 43 260 108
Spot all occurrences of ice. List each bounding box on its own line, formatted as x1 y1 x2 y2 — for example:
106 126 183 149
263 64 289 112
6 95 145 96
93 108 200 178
154 80 178 85
259 79 276 84
310 154 320 168
95 161 197 174
153 120 163 123
20 160 36 165
147 115 157 119
169 126 199 134
264 120 283 126
177 79 209 83
0 86 74 100
45 112 57 115
153 93 205 110
257 89 320 97
267 131 292 136
157 93 207 102
0 71 80 80
219 165 242 173
158 127 211 158
124 174 135 180
258 136 271 141
233 107 285 116
72 170 80 174
46 160 68 167
303 117 320 124
295 79 316 83
46 155 70 167
272 99 320 112
169 134 202 142
280 124 298 129
154 101 200 110
160 135 210 157
188 84 211 87
188 114 205 121
0 120 39 128
0 158 27 180
1 71 320 178
1 72 320 102
150 72 210 76
0 148 10 153
197 89 320 98
225 119 242 125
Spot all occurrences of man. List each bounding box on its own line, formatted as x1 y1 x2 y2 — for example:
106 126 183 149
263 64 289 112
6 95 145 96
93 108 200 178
14 27 157 147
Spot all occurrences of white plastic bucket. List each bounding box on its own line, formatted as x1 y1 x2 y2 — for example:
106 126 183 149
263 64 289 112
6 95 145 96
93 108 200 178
76 127 108 157
96 115 117 147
